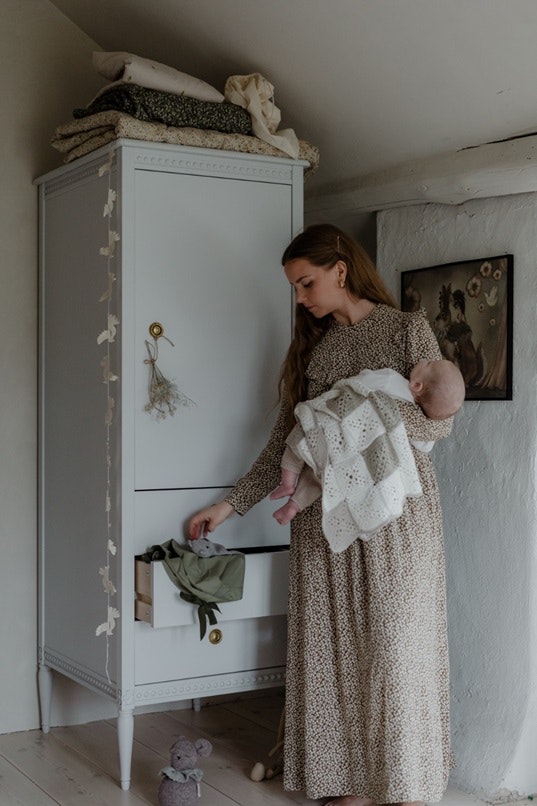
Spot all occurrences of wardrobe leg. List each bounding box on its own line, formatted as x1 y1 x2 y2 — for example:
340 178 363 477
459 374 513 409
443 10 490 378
38 664 53 733
192 697 201 712
118 707 134 791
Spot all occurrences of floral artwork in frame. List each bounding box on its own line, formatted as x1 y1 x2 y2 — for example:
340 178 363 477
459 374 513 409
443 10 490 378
401 255 513 400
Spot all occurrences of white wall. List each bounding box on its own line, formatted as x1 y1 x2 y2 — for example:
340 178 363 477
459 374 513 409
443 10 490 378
0 0 120 733
377 195 537 801
305 209 377 261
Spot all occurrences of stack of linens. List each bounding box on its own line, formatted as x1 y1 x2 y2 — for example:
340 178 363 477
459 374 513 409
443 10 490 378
51 52 319 175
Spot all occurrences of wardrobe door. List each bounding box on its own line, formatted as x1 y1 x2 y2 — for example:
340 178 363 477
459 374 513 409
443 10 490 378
133 168 293 492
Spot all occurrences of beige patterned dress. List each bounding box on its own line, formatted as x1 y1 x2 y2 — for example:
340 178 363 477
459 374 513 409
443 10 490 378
225 305 453 803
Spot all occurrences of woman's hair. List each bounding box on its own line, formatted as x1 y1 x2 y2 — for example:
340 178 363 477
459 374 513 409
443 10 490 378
279 224 397 418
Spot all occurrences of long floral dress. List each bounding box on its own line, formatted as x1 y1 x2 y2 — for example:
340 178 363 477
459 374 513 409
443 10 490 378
225 305 453 803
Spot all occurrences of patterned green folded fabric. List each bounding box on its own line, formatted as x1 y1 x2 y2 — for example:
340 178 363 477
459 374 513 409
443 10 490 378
73 83 253 135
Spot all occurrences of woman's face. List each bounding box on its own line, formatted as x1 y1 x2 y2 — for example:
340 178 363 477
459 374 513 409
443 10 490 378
284 258 345 318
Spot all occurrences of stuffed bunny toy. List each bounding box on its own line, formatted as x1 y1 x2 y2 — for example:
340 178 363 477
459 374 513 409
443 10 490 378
158 736 213 806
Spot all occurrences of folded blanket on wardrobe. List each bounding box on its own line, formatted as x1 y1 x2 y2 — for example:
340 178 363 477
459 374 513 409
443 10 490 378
290 378 423 553
50 110 320 175
73 83 253 135
92 51 225 103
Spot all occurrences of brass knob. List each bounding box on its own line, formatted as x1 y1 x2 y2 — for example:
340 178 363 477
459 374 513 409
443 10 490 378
148 322 164 339
208 628 223 645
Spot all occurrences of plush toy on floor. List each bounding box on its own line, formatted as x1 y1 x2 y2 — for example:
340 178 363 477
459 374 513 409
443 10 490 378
158 736 213 806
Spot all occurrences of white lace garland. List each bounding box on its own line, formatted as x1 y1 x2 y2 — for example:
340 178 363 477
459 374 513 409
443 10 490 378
95 150 120 682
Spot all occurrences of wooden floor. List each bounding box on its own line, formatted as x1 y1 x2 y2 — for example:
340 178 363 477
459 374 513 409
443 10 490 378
0 688 513 806
0 688 323 805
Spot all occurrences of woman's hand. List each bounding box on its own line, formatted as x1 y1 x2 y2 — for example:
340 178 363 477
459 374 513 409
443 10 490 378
188 501 235 540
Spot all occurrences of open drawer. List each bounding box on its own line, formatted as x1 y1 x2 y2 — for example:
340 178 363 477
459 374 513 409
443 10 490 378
135 546 289 629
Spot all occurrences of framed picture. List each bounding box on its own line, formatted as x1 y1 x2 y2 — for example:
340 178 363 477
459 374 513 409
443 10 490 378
401 255 513 400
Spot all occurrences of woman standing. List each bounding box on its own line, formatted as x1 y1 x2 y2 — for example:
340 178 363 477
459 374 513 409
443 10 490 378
189 224 453 806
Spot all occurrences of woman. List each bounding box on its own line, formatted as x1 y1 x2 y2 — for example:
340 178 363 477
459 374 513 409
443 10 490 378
189 224 453 806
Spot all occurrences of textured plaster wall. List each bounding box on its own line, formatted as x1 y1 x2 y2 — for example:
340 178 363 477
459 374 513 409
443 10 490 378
377 196 537 800
0 0 114 733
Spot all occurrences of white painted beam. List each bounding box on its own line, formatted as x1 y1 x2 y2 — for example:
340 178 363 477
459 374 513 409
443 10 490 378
305 134 537 214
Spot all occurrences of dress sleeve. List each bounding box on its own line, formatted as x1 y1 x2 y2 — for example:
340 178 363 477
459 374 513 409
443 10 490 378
224 395 292 515
400 309 453 443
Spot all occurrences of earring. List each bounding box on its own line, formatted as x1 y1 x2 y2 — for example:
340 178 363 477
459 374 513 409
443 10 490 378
339 280 346 288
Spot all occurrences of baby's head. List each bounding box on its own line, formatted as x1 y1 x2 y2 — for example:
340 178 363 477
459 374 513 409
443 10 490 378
409 359 465 420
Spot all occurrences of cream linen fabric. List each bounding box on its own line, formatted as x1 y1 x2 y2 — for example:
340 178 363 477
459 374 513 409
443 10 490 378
92 51 224 102
224 73 299 158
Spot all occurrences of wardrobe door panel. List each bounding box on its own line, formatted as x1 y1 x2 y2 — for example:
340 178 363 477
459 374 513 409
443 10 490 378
133 169 292 491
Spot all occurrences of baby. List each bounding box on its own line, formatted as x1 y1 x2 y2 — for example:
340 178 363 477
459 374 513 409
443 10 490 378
271 359 465 526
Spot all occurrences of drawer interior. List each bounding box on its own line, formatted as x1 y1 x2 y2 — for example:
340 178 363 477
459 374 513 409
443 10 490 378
135 546 289 629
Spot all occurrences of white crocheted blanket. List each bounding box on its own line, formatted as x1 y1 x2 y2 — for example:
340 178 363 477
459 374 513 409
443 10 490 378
290 377 423 553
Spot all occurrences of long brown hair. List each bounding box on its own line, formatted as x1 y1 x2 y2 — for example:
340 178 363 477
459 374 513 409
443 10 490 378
279 224 397 418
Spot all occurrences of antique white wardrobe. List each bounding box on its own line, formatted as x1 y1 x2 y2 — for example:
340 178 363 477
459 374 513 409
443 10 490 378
37 140 306 789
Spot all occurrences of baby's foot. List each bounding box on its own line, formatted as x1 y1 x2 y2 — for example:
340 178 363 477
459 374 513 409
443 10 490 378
272 499 300 525
270 468 299 500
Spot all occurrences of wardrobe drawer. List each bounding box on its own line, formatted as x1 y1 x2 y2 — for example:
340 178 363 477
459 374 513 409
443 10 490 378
135 547 289 629
134 613 288 685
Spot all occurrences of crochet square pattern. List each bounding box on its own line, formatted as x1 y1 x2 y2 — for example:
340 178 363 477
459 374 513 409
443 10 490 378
290 380 423 552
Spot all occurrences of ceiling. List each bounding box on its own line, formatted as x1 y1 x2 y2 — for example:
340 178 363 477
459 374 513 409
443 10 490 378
49 0 537 198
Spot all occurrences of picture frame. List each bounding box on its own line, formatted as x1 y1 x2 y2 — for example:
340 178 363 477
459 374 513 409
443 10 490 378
401 255 513 400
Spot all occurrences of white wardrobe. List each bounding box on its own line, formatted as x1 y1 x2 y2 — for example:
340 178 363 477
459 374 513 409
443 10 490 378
37 140 306 789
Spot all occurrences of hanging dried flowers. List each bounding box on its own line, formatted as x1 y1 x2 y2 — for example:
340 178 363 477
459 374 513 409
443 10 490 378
144 337 195 420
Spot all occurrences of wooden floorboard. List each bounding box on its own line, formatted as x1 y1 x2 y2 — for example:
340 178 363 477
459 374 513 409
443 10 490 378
0 691 315 805
0 728 149 805
0 691 487 806
0 754 59 806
